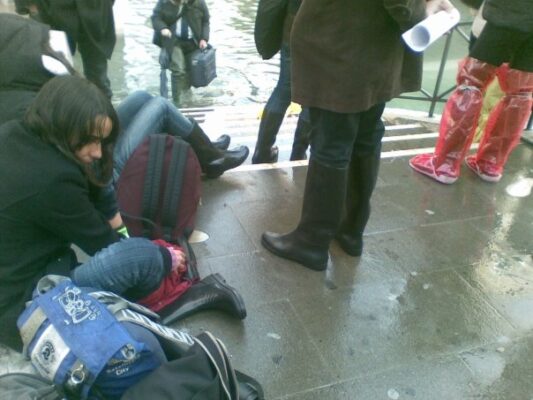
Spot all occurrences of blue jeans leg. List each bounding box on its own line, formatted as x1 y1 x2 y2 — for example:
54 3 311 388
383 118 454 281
264 44 293 115
70 238 167 299
113 91 194 180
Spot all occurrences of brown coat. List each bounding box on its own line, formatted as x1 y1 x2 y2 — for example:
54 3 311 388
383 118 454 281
291 0 427 114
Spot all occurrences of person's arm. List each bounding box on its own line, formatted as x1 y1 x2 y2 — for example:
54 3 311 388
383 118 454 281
199 0 210 44
31 171 120 256
151 0 171 35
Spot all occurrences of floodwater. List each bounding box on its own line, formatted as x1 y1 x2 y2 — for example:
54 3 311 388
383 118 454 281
108 0 473 112
109 0 280 106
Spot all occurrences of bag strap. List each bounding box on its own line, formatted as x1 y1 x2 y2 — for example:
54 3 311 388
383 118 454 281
141 135 167 238
194 332 239 400
161 138 188 242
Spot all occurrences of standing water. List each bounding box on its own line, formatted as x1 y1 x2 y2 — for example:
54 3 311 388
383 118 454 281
109 0 280 106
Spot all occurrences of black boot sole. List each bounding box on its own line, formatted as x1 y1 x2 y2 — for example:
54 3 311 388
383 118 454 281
335 234 363 257
204 146 250 179
261 233 327 271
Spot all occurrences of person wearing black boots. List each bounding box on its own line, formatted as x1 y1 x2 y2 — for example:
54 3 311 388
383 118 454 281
252 0 311 164
261 0 453 271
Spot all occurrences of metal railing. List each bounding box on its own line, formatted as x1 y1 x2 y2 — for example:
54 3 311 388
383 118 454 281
398 21 472 117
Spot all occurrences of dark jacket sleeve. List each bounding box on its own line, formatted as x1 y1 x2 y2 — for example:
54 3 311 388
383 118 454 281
89 181 119 221
199 0 210 41
383 0 427 32
31 171 120 256
151 0 170 32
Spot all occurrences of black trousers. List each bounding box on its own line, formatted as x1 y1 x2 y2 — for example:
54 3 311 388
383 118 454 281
78 36 113 99
470 22 533 71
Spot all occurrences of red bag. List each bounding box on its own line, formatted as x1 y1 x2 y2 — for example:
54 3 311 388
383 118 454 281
116 134 201 242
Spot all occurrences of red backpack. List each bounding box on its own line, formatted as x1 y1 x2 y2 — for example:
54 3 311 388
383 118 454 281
116 134 201 243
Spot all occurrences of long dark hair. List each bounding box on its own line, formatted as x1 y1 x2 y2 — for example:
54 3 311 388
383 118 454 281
24 75 119 185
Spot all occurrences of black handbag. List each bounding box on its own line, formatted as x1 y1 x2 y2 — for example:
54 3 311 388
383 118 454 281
186 45 217 88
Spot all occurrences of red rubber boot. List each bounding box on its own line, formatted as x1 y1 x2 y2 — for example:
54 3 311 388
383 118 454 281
410 57 497 184
466 66 533 182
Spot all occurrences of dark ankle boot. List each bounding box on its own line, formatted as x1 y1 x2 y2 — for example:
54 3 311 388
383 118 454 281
252 111 284 164
187 121 249 178
261 158 347 271
159 273 247 324
212 134 230 150
290 117 311 161
187 117 230 150
335 153 380 256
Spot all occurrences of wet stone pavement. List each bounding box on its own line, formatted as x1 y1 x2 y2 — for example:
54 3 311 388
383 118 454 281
1 111 532 399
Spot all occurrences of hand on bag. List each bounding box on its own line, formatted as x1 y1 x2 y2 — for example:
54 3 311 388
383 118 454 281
168 246 187 273
159 48 170 69
161 28 172 38
426 0 455 15
199 39 208 49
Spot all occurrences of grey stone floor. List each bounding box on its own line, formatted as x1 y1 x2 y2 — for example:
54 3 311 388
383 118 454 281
2 137 532 399
183 143 533 399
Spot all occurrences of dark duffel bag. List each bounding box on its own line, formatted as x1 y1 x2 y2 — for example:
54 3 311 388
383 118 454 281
116 134 201 243
187 45 217 88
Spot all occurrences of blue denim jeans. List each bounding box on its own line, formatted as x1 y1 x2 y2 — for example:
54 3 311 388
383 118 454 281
309 103 386 168
265 44 310 122
70 238 167 299
113 91 194 181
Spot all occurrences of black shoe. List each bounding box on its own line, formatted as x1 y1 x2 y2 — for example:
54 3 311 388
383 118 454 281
212 134 231 150
251 146 279 164
159 273 247 325
261 231 328 271
335 233 363 257
204 146 249 179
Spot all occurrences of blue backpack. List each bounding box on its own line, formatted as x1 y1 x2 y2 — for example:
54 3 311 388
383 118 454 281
16 275 263 400
16 275 193 399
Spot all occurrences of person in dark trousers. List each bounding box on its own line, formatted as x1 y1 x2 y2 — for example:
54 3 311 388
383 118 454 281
261 0 454 270
15 0 116 98
252 0 311 164
151 0 210 105
410 0 533 183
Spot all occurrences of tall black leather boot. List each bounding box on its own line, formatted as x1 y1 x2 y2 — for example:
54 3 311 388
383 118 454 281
252 111 284 164
261 158 347 271
187 121 249 178
335 152 380 256
159 273 247 325
289 117 311 161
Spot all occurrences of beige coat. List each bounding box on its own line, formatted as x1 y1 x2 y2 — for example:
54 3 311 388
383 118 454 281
291 0 427 114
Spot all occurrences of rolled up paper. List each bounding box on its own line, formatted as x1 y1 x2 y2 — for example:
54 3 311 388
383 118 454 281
402 9 461 52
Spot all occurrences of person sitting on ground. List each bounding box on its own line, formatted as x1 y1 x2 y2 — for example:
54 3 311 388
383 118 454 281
0 13 249 179
151 0 210 105
0 76 188 351
0 76 248 352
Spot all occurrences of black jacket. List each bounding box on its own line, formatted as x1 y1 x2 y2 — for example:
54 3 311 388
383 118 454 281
151 0 210 49
483 0 533 33
0 120 120 350
15 0 116 58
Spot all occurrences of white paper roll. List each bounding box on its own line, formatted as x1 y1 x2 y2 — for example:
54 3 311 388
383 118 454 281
402 9 461 52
